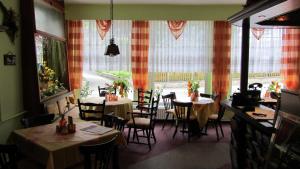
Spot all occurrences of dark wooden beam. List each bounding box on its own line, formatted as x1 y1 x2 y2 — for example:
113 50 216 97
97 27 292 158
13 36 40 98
240 18 250 94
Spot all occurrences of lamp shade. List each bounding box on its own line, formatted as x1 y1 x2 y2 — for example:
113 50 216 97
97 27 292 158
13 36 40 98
104 38 120 57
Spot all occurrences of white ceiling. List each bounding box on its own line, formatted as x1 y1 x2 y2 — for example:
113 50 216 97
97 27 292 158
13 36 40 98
64 0 246 5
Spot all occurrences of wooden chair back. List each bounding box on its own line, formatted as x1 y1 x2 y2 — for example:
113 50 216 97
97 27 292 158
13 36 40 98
136 88 153 111
162 93 174 111
98 86 116 97
77 99 106 122
200 93 218 101
173 101 193 121
79 136 117 169
217 105 226 121
149 95 160 128
0 144 18 169
102 114 126 131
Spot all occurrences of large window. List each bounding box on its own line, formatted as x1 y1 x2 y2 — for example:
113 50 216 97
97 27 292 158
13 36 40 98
149 21 214 98
82 20 133 98
81 20 284 99
231 26 283 95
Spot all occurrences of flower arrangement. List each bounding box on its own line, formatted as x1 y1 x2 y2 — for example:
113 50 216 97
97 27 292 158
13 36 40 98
191 81 200 93
113 78 130 97
80 80 93 99
188 80 199 101
38 62 65 98
39 61 55 83
154 85 164 98
268 81 281 93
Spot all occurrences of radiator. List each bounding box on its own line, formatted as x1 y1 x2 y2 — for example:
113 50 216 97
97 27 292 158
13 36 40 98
156 107 174 120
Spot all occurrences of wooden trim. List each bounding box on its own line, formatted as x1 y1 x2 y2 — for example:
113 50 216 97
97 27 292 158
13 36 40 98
42 0 64 13
41 90 70 104
35 30 66 41
227 0 284 23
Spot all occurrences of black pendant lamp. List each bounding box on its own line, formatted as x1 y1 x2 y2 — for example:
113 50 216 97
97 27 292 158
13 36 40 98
105 0 120 57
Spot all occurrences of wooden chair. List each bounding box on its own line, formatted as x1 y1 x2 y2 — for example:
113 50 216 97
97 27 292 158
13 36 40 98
79 136 117 169
77 99 106 123
161 92 176 129
98 86 116 97
102 114 127 132
172 101 195 142
21 113 55 128
200 93 218 101
205 104 226 141
127 96 159 150
270 92 281 126
133 88 153 113
0 144 18 169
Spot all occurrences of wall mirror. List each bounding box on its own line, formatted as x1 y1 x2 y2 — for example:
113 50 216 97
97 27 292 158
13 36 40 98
35 33 68 100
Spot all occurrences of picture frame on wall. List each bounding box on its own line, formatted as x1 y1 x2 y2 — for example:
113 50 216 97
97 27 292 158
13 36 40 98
3 52 16 65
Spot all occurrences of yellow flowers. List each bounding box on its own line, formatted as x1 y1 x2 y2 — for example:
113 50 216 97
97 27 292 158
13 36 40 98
39 61 55 82
38 61 65 98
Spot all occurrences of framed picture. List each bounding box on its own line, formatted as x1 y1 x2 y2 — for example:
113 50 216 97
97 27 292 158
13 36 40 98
4 53 16 65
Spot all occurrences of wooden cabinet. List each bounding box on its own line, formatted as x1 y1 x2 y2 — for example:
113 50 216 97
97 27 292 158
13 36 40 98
222 100 275 169
20 0 72 115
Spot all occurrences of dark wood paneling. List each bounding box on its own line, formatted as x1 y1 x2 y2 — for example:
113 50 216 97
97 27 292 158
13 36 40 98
20 0 43 114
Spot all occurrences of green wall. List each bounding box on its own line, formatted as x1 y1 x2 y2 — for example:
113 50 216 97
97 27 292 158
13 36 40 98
65 4 242 20
0 0 24 143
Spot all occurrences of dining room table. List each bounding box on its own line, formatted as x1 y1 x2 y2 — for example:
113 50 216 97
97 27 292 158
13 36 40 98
81 97 133 120
174 96 217 128
9 120 125 169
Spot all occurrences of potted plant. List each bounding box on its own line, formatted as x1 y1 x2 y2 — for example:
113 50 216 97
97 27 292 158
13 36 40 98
190 81 200 101
113 79 130 97
154 85 164 99
266 81 281 98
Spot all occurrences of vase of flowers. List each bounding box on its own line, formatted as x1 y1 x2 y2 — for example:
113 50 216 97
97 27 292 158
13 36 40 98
265 81 281 97
190 81 200 101
113 78 130 97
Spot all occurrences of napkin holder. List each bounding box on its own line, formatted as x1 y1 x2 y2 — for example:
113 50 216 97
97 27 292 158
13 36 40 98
56 116 76 134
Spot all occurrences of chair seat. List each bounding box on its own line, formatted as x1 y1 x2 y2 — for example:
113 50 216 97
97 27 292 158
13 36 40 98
208 114 218 120
166 108 175 114
127 117 150 128
132 109 148 114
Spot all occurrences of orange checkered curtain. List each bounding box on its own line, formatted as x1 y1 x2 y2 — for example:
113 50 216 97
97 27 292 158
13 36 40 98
281 29 300 90
212 21 231 101
131 21 150 90
167 20 187 40
67 20 84 91
96 20 111 40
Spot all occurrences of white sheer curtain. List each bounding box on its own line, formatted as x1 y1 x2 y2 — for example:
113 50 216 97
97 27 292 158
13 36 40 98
83 20 132 71
231 26 283 73
149 21 213 73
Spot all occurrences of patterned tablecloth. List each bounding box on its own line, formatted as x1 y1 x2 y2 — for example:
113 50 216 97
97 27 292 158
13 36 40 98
175 97 216 128
10 121 124 169
82 97 133 120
